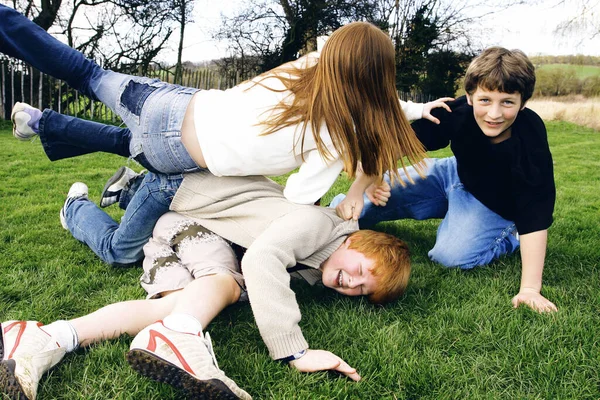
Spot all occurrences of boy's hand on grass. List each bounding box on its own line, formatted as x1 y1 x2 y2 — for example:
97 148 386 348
289 349 361 381
422 97 454 124
366 181 391 207
511 288 558 313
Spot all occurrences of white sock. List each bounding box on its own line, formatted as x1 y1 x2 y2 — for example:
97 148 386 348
163 314 203 336
43 320 79 352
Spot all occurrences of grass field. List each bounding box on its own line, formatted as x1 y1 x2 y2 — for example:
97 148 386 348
528 97 600 131
536 64 600 79
0 120 599 399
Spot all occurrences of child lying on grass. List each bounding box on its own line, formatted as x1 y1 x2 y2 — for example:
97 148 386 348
1 172 411 399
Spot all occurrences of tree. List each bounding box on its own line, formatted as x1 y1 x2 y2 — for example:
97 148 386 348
214 0 381 72
7 0 63 30
554 0 600 42
395 6 439 93
171 0 195 83
421 50 471 97
5 0 178 75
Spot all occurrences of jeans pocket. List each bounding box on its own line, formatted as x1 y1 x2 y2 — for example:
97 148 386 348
120 80 159 117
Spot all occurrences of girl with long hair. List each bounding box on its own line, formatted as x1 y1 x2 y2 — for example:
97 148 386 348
4 6 449 222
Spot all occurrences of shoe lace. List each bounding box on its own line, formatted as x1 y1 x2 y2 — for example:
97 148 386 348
202 332 222 372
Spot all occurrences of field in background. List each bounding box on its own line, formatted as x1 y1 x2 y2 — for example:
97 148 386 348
528 96 600 131
536 64 600 79
1 121 599 399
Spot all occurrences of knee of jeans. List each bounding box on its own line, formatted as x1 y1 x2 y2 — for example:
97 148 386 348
328 193 346 208
428 245 482 270
100 245 144 266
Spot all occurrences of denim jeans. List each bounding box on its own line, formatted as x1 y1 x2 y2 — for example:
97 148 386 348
65 172 182 265
330 157 520 269
0 5 204 264
0 5 200 175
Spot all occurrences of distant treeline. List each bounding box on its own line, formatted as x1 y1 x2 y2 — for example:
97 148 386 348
534 67 600 98
530 55 600 66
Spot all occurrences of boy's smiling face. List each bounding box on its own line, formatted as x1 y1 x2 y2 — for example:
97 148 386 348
319 238 378 297
467 88 525 144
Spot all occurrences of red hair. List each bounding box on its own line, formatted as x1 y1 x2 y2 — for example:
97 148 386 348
347 230 410 304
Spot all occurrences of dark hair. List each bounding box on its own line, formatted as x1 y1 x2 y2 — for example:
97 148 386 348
464 47 536 103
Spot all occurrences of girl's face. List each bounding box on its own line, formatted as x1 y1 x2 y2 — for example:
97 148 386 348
467 88 524 144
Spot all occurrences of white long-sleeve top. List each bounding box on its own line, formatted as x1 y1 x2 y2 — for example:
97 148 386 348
193 52 424 204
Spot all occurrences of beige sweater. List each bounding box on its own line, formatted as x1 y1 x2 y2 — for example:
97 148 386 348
170 171 357 359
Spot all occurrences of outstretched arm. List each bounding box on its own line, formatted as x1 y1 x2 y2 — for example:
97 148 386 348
511 229 558 313
290 349 361 381
399 97 453 123
421 97 454 124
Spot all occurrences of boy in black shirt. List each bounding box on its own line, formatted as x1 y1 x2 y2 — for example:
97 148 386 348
331 47 557 313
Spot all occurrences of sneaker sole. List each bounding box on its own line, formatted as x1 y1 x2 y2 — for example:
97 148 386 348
100 166 128 208
127 349 239 400
0 359 30 400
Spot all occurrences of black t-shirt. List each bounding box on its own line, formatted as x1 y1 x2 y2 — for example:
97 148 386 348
411 96 555 234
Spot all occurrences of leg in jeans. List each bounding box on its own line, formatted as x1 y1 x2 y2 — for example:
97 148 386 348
330 157 519 268
0 5 108 99
0 5 200 174
64 171 182 265
428 180 520 269
0 5 129 112
329 158 450 228
38 110 131 161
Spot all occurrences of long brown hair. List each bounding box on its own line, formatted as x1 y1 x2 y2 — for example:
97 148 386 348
257 21 426 184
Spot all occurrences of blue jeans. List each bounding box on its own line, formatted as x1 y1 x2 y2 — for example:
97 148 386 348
330 157 520 269
65 171 181 265
0 5 208 264
0 4 200 175
36 112 183 265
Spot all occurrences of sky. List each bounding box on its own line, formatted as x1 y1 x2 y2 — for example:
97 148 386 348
167 0 600 63
470 1 600 56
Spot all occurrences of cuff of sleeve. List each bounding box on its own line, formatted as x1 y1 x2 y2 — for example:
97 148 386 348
403 101 425 121
264 329 309 360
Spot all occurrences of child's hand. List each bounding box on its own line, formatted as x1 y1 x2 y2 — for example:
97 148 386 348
335 194 364 221
422 97 454 124
289 349 361 381
366 180 391 206
511 288 558 313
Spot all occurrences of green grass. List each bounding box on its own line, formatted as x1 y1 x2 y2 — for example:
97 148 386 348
536 64 600 79
1 121 599 399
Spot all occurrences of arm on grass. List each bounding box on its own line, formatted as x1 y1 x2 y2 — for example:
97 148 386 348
290 349 361 381
511 229 558 313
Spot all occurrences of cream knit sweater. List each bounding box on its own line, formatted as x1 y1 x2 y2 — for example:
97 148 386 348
171 172 357 359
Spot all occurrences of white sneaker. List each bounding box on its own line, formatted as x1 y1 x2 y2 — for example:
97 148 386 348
11 102 42 141
60 182 89 229
127 321 251 400
0 321 66 400
100 166 141 208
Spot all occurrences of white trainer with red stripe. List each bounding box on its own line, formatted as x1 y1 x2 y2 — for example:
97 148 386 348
0 320 66 400
127 321 251 400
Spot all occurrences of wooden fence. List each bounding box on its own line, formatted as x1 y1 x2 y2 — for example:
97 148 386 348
1 58 432 122
0 58 242 122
